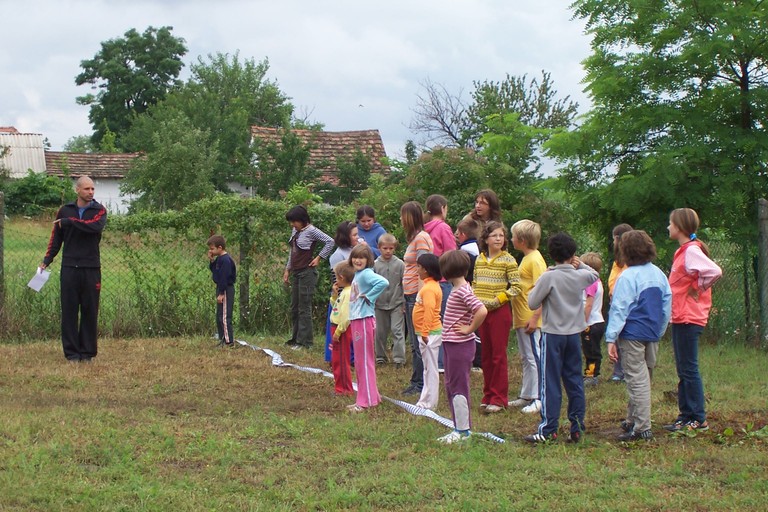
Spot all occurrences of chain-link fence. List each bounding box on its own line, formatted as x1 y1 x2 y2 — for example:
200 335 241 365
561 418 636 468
1 192 766 347
0 207 340 342
704 239 761 344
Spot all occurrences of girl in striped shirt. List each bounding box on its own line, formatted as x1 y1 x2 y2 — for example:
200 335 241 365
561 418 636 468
283 205 334 350
437 250 487 444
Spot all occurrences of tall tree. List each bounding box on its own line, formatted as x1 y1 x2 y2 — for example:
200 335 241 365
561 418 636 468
124 52 295 192
75 26 187 149
183 53 294 189
409 72 578 151
409 78 470 148
466 72 578 149
121 113 217 212
547 0 768 239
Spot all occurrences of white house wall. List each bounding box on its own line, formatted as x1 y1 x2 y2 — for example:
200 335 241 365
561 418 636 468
83 178 135 214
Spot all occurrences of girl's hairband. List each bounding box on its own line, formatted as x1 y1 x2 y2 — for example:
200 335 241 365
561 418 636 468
689 233 697 241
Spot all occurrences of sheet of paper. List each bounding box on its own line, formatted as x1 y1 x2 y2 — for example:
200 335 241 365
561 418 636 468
27 268 51 292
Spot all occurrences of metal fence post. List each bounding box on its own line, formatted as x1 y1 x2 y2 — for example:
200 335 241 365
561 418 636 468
758 198 768 348
0 192 5 314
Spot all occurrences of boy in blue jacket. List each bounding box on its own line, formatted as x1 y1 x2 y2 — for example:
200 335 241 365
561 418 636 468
208 235 237 348
606 230 671 442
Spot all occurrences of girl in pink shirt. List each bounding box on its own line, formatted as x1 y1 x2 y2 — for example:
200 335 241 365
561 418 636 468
663 208 722 433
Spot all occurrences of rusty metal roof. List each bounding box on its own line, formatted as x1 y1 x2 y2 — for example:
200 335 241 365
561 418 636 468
45 151 141 179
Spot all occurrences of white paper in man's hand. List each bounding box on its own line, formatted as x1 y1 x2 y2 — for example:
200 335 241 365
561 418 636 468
28 268 51 292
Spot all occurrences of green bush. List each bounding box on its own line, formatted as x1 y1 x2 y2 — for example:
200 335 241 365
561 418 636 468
1 171 75 216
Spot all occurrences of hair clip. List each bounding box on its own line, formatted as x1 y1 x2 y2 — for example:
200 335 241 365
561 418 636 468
689 233 697 241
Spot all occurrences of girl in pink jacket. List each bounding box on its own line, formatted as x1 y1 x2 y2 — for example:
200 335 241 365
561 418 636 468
663 208 722 433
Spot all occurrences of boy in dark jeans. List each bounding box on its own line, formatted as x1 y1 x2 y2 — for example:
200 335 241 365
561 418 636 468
525 233 598 443
208 235 236 347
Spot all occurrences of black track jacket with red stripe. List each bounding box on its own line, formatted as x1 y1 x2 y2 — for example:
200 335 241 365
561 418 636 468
43 200 107 268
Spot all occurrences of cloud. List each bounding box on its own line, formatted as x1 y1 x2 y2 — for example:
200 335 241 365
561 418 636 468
0 0 591 159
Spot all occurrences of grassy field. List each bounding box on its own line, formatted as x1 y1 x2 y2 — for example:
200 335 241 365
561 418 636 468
1 335 766 511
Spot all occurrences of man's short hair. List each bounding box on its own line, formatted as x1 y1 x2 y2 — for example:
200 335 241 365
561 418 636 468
511 219 541 250
207 235 226 249
75 176 94 189
439 250 471 280
620 230 657 266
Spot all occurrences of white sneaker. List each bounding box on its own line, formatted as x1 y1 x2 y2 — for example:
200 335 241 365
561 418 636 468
521 400 542 414
509 398 532 408
484 404 504 414
438 430 471 444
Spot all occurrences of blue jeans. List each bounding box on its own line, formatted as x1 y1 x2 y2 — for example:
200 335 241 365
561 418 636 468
404 293 422 390
672 323 706 423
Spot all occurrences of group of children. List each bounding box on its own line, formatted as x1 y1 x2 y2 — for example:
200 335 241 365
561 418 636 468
206 198 722 444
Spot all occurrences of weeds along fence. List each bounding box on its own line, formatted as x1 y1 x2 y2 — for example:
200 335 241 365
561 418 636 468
0 192 766 347
0 194 354 341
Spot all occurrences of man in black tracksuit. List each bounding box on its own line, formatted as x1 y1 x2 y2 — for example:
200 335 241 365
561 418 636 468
41 176 107 362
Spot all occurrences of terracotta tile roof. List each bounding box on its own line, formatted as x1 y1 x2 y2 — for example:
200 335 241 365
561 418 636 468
45 151 141 179
0 126 20 133
250 127 389 183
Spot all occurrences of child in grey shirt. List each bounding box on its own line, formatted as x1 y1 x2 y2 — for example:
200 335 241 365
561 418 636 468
525 233 598 444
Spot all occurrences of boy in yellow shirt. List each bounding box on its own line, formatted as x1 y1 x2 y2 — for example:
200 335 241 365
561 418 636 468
509 220 547 414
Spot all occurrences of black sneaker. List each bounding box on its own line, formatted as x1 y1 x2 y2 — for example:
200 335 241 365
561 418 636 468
404 386 422 396
663 419 686 432
618 429 653 442
285 339 298 347
620 420 635 433
524 432 557 444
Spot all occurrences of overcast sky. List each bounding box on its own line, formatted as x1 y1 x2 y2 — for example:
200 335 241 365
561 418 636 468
1 1 592 160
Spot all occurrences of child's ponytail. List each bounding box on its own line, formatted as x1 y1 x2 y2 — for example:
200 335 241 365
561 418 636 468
670 208 710 256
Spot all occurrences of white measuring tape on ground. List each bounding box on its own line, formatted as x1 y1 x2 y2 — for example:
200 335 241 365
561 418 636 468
236 339 505 444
